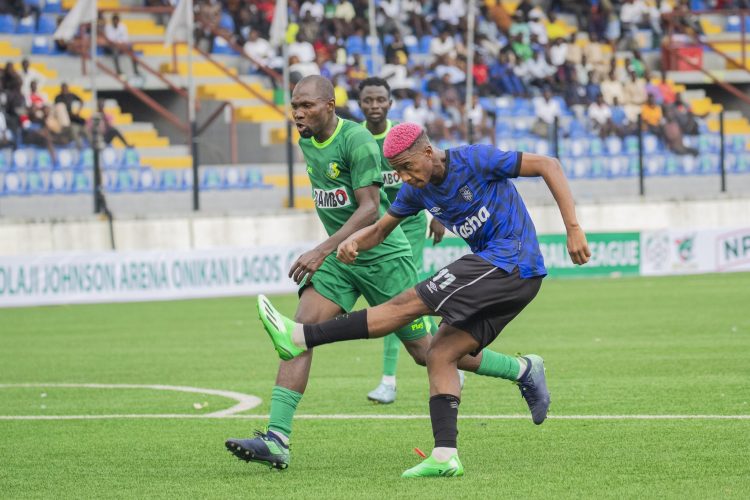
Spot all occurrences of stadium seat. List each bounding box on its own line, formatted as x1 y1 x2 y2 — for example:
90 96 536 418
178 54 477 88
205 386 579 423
608 155 628 178
418 35 432 55
224 167 245 189
201 167 224 190
534 138 550 156
732 153 750 173
589 157 607 178
403 35 418 54
25 170 48 194
158 169 180 191
680 155 698 175
570 138 588 157
624 136 639 155
56 148 77 170
31 36 52 55
726 15 741 33
572 158 591 178
698 154 719 175
138 168 157 191
0 149 11 171
0 14 15 33
44 0 63 14
247 168 271 188
345 35 365 55
645 155 665 176
120 148 140 168
515 138 532 152
589 137 604 155
15 16 35 34
36 14 56 34
113 169 138 192
70 170 92 193
728 135 747 154
605 136 623 155
101 147 119 169
79 149 94 169
365 35 384 55
690 0 706 9
34 149 54 170
567 119 587 138
12 149 33 170
663 155 681 175
181 169 194 189
643 134 660 154
2 171 23 195
48 169 68 193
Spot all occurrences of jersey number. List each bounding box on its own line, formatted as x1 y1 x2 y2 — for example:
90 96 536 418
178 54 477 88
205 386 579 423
432 268 456 290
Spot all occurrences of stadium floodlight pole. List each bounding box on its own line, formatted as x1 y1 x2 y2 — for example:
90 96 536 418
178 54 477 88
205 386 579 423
283 41 294 208
368 0 379 74
465 0 476 145
187 0 199 211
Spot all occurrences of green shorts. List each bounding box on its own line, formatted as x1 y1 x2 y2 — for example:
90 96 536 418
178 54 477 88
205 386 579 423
301 254 428 342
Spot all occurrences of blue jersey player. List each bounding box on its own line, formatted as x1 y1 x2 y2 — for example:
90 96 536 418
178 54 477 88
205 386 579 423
256 122 591 478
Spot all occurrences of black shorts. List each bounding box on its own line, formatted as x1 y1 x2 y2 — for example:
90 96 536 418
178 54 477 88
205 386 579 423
415 254 543 355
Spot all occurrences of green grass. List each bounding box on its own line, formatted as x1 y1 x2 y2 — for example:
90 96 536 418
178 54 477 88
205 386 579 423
1 273 750 498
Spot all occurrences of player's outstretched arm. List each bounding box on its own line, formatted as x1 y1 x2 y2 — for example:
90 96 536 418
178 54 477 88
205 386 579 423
519 153 591 265
288 185 381 284
337 213 402 264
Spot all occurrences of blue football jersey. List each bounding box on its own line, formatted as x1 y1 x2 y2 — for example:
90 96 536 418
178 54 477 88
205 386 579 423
388 144 546 278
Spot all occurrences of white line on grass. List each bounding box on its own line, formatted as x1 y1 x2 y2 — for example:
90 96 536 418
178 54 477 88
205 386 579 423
0 383 262 417
1 414 748 421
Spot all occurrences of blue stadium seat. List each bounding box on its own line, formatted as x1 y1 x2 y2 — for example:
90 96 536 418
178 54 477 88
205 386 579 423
31 36 52 55
732 153 750 173
100 147 119 169
643 134 661 154
624 136 639 155
138 168 157 191
495 120 512 138
572 158 591 178
15 16 35 34
570 138 588 157
698 154 719 174
36 14 56 34
567 119 587 138
34 149 54 170
158 169 180 191
589 157 607 178
70 170 92 193
56 148 77 170
680 154 699 175
607 155 628 178
605 136 623 155
365 35 384 55
726 15 741 33
534 138 550 156
403 35 418 54
383 34 395 47
246 168 272 188
0 14 14 34
515 137 532 152
727 135 747 154
663 154 681 175
0 149 11 171
79 149 94 169
2 171 23 195
12 149 34 170
219 12 235 32
224 167 245 189
181 169 195 189
201 167 224 190
645 154 665 176
44 0 62 14
589 137 604 155
120 148 140 168
25 170 48 194
48 170 68 193
690 0 706 9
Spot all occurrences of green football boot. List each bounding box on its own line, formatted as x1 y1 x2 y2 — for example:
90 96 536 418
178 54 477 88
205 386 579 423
257 295 305 361
402 454 464 478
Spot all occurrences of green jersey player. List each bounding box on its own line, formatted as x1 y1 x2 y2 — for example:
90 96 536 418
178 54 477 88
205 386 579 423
358 77 445 404
226 76 537 471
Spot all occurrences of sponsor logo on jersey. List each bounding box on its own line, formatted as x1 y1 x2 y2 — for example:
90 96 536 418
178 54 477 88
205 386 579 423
326 162 341 179
427 281 438 293
381 170 402 187
459 185 473 201
429 206 443 215
306 165 313 175
452 206 490 239
313 187 351 208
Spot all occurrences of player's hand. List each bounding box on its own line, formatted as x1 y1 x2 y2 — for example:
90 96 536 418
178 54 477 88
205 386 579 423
289 247 327 285
336 239 359 264
567 226 591 265
429 218 446 245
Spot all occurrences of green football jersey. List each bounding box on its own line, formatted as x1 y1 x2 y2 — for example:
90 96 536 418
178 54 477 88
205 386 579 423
300 117 412 266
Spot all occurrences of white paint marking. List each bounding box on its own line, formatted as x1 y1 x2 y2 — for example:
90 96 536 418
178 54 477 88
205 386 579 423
0 383 261 417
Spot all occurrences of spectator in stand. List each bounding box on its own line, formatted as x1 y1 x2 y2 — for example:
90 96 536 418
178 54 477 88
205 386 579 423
288 33 316 64
466 94 494 143
623 71 648 122
194 0 222 53
564 71 589 116
526 50 556 89
509 10 531 45
472 55 491 96
299 0 324 22
298 10 321 43
436 0 461 32
243 29 275 73
619 0 649 50
510 32 533 64
626 50 646 78
233 8 254 45
600 70 625 106
589 3 608 42
663 106 699 156
583 33 610 79
585 70 602 103
20 58 45 102
333 0 356 37
610 96 635 136
671 93 705 136
402 0 429 38
588 94 616 138
0 107 13 149
655 70 676 105
380 54 415 99
641 94 664 137
1 62 25 140
385 32 409 66
402 92 432 128
430 30 457 62
54 82 88 149
546 12 568 41
104 14 141 78
532 88 561 138
489 52 526 97
528 11 548 45
26 80 48 118
289 55 320 83
515 0 535 21
88 100 132 148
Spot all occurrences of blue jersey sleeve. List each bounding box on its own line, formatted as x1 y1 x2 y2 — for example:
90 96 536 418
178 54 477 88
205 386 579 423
473 144 523 180
387 184 422 218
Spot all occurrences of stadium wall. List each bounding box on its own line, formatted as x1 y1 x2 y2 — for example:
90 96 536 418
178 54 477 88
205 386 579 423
2 198 750 256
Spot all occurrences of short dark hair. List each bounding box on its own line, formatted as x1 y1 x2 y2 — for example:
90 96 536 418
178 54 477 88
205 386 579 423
358 77 391 96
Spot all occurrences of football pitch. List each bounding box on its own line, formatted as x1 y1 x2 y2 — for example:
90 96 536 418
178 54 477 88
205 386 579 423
1 272 749 498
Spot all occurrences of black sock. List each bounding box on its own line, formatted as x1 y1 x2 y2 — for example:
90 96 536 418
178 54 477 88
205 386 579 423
429 394 460 448
303 310 369 349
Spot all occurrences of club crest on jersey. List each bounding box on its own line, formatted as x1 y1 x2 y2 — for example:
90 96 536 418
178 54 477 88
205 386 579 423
314 187 351 208
326 162 341 179
459 185 473 201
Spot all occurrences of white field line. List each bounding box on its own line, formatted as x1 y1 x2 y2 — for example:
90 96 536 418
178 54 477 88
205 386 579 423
1 414 749 421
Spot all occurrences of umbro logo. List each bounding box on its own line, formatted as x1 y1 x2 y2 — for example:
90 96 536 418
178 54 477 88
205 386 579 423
429 206 443 215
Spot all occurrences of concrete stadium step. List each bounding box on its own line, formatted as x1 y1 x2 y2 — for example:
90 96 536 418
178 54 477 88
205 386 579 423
139 155 193 169
0 40 21 57
198 83 274 101
63 0 120 8
119 122 155 133
235 105 286 122
133 145 189 157
133 44 201 57
159 61 238 78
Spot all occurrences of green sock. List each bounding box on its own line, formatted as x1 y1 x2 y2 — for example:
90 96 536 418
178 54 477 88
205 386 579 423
476 349 520 381
382 333 400 377
268 385 303 438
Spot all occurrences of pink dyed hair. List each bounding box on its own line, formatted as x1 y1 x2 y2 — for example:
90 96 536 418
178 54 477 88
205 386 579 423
383 123 425 159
